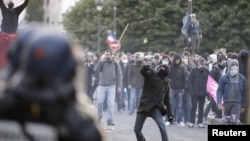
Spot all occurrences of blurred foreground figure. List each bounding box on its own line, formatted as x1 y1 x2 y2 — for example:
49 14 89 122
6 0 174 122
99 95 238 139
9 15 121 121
0 27 105 141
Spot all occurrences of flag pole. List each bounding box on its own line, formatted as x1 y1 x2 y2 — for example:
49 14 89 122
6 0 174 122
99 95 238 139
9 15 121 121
118 23 129 41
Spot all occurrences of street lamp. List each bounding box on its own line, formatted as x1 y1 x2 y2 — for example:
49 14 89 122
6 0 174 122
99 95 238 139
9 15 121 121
188 0 192 14
113 2 117 36
96 0 103 54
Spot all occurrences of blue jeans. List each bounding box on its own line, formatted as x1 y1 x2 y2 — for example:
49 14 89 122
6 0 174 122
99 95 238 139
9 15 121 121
97 85 116 123
134 108 169 141
182 90 191 123
116 86 126 111
129 88 142 114
170 89 183 123
224 102 241 125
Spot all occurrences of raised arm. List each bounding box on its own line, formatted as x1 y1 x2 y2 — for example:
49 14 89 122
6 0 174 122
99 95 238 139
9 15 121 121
0 0 7 9
140 65 152 78
15 0 29 15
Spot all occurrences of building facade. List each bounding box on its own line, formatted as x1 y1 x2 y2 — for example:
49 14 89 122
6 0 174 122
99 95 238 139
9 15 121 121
43 0 79 29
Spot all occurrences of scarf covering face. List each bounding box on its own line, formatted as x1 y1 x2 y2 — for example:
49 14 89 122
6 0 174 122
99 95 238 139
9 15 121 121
229 66 238 76
227 59 239 76
197 57 206 68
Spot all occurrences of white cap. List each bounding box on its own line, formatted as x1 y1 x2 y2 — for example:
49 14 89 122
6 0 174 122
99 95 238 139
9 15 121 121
190 14 196 17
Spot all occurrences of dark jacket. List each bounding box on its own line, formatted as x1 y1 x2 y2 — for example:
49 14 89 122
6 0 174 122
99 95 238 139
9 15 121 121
168 54 186 90
128 62 144 88
137 66 173 116
188 66 209 97
187 20 202 37
217 73 247 108
210 64 223 82
119 62 129 88
0 0 29 33
238 49 249 78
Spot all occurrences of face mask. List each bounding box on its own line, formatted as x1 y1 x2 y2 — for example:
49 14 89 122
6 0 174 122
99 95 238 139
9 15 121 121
122 59 128 64
218 64 225 69
197 60 205 68
229 66 238 76
162 60 169 65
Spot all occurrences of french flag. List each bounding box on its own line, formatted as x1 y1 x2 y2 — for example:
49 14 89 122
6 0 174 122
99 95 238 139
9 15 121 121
105 30 116 45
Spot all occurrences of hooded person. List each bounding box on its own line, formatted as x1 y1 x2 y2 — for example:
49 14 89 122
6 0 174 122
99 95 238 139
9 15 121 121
237 50 249 124
197 56 207 69
238 49 249 77
217 59 247 125
134 64 173 141
167 53 186 126
187 56 209 128
127 53 144 115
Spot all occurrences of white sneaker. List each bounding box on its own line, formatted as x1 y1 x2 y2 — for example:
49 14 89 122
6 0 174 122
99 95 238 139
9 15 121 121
198 123 205 128
188 123 194 128
165 121 171 126
177 121 185 127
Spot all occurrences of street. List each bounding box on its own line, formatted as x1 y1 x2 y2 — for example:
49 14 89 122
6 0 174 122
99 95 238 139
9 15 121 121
99 110 208 141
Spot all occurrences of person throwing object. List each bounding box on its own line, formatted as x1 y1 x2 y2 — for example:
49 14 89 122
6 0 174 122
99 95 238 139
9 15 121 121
134 64 173 141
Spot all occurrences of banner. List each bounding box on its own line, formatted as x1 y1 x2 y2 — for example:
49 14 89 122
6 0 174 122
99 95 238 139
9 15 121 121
206 75 220 103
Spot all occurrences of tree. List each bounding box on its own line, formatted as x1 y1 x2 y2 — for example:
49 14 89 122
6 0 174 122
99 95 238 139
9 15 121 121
25 0 44 22
63 0 250 54
195 0 250 53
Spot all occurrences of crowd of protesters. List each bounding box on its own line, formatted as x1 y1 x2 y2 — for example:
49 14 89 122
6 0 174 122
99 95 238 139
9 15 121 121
82 47 248 128
0 24 247 140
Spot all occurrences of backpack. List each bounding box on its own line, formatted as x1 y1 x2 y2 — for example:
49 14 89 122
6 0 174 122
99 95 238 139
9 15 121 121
181 14 191 36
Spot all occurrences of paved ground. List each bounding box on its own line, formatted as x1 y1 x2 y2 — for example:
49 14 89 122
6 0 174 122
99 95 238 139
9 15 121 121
98 110 208 141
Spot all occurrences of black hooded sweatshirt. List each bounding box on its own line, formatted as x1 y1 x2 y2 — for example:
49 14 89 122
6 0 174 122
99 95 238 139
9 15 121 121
168 54 186 90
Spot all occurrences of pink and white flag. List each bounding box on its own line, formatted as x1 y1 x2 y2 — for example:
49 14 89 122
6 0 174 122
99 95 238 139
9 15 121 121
206 75 222 104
